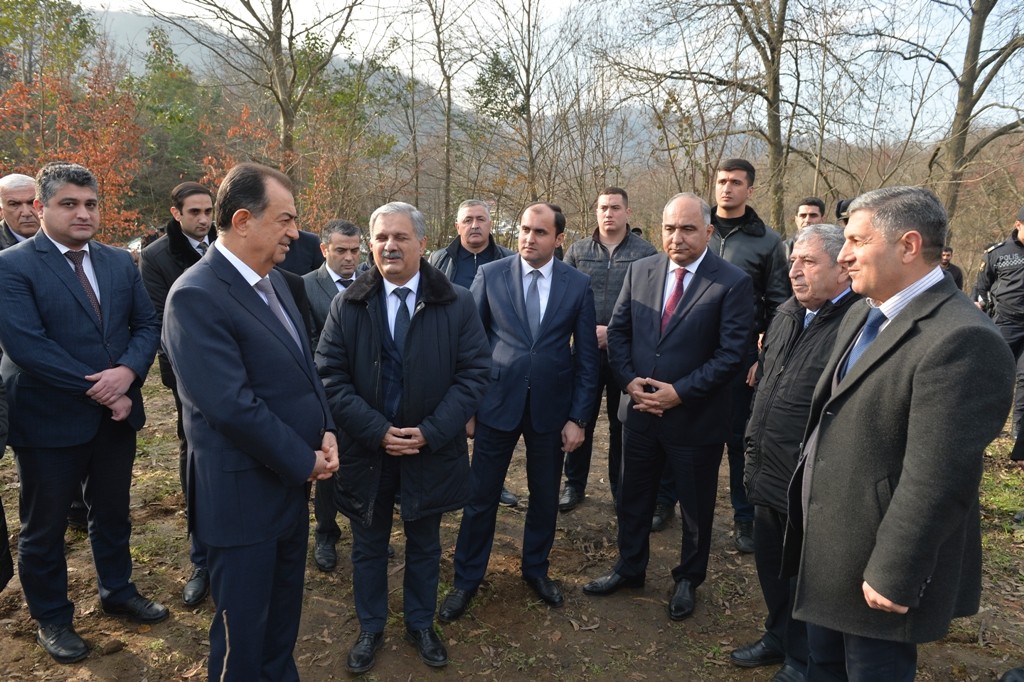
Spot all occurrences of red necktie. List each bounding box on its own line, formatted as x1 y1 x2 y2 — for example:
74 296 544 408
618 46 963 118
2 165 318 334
660 267 687 334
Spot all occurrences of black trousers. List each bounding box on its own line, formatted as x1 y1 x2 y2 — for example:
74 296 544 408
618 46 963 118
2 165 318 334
753 505 808 670
615 425 722 586
806 623 916 681
562 351 623 497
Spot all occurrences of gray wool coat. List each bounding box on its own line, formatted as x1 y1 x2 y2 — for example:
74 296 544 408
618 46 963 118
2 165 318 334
784 275 1014 643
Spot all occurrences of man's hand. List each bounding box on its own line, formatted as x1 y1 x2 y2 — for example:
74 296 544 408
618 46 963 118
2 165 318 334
862 581 909 614
108 394 132 422
628 377 681 416
310 431 339 481
466 416 476 439
85 365 137 406
381 426 423 456
746 361 759 388
974 301 985 311
561 421 584 453
595 324 608 350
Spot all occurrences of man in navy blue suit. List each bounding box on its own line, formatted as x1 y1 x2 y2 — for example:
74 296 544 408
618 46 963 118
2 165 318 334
0 162 164 663
162 163 338 681
582 192 754 622
439 202 599 621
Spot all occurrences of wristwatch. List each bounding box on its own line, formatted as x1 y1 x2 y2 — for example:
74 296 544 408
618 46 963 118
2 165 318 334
569 418 587 429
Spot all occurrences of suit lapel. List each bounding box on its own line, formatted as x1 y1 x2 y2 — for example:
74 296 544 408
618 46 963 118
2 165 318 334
91 244 114 335
35 234 103 332
540 260 569 337
503 257 533 340
659 252 716 340
316 266 337 304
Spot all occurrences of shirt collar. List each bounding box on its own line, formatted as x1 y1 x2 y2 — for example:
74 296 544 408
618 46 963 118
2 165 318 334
382 270 421 299
668 247 707 274
520 256 555 279
213 242 263 287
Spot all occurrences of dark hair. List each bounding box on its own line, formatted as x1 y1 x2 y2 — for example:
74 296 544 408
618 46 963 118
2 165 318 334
171 182 213 211
36 162 97 205
797 197 825 215
322 219 361 243
598 186 629 207
524 201 566 234
942 246 953 254
717 158 756 185
215 163 293 233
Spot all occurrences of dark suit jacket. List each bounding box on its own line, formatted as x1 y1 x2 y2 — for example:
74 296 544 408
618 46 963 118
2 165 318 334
786 276 1014 643
471 256 599 433
162 246 334 548
0 232 159 447
278 230 325 275
607 251 754 444
0 221 22 251
0 378 9 591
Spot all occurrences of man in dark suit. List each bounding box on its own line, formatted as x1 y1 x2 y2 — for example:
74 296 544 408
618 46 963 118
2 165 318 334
583 192 754 622
0 163 165 663
0 367 11 593
303 218 362 571
0 173 40 250
139 181 215 606
785 187 1014 681
278 228 325 275
162 163 339 681
317 202 490 673
439 202 599 621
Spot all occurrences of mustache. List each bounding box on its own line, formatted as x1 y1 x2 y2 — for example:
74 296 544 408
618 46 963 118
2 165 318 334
381 250 402 259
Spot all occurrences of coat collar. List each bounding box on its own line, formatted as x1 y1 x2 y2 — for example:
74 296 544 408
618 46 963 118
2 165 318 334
344 259 456 305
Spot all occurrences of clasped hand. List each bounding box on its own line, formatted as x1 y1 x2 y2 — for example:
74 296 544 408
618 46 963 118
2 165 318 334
382 426 426 456
626 377 681 416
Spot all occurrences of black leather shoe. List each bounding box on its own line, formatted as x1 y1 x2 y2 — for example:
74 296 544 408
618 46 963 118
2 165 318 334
438 587 475 623
182 566 210 606
499 486 519 507
101 594 170 624
558 485 583 512
772 663 808 682
735 520 755 553
651 502 673 532
582 571 645 596
313 540 337 572
37 624 88 663
405 627 448 667
522 575 564 607
730 636 785 668
346 631 384 674
668 579 695 621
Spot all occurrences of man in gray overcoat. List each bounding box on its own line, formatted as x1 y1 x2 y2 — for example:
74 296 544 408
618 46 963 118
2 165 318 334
784 187 1015 681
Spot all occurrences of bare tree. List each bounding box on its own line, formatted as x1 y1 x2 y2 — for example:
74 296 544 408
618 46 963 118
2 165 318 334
145 0 364 177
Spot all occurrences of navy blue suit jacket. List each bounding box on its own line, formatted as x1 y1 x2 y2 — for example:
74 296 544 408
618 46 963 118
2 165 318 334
471 255 599 433
162 246 334 548
0 231 159 447
608 251 754 445
278 230 325 275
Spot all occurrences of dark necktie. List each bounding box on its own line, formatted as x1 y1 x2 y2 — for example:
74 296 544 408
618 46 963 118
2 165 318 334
254 277 302 349
660 267 687 334
337 278 353 292
196 241 208 256
65 250 102 323
526 270 541 338
841 307 887 380
393 287 411 349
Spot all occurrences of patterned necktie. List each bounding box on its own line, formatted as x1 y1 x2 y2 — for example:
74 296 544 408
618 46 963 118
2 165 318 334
338 278 353 292
254 277 302 349
393 287 411 349
841 307 887 380
65 250 102 323
803 310 815 329
196 241 208 256
660 267 687 334
525 270 541 338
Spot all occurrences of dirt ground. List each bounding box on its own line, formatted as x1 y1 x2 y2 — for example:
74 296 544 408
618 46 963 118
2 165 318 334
1 375 1023 681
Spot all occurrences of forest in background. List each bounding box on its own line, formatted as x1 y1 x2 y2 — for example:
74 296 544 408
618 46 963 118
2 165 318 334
1 0 1023 276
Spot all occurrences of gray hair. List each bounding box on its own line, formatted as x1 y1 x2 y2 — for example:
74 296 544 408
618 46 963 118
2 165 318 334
794 223 846 263
849 187 947 263
321 219 361 243
664 192 712 225
369 202 426 240
35 163 98 205
457 199 491 219
0 173 36 194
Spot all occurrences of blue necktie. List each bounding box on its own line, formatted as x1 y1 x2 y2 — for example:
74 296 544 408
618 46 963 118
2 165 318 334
393 287 411 349
526 270 541 338
803 310 815 329
841 307 886 379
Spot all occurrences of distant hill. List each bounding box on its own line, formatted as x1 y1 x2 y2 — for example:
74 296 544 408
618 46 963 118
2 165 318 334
88 9 217 75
